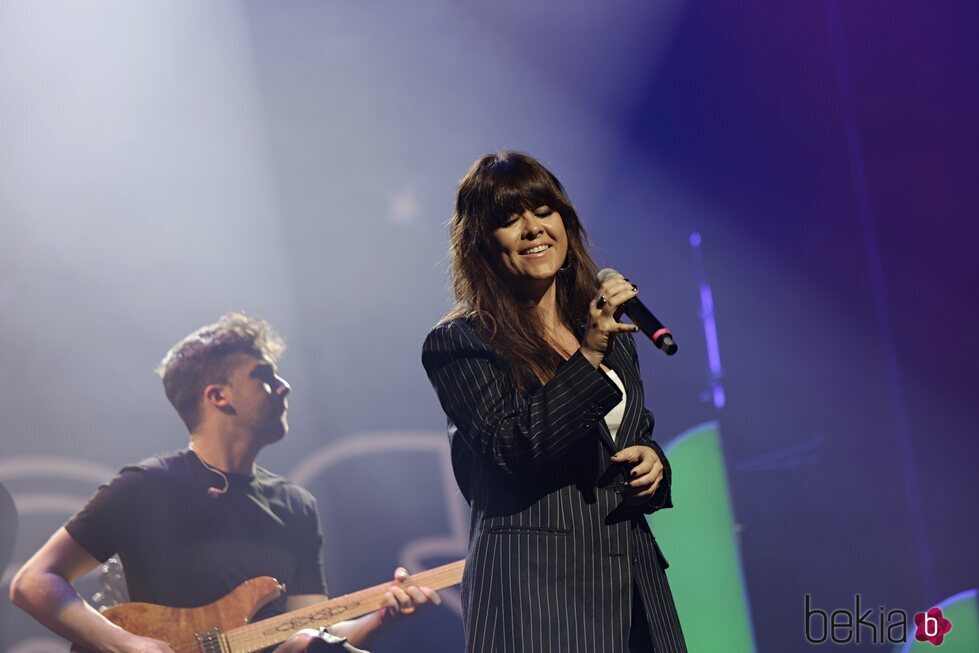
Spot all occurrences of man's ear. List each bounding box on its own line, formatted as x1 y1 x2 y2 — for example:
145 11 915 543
203 383 235 414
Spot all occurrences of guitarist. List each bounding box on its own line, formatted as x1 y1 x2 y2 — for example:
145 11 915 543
10 313 440 652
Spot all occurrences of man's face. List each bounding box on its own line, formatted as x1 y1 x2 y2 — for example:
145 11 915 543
223 353 291 444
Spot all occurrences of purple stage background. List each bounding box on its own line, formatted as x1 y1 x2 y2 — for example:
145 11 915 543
1 2 976 651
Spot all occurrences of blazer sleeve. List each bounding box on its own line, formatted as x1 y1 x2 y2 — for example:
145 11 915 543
422 320 623 476
623 333 674 513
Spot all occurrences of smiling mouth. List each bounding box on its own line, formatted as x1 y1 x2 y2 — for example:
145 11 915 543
520 244 551 255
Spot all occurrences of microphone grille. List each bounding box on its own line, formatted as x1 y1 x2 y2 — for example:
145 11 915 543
596 268 624 283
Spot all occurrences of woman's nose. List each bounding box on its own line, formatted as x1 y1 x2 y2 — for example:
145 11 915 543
522 215 544 238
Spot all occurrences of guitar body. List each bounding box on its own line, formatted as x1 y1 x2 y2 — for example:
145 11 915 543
70 576 283 653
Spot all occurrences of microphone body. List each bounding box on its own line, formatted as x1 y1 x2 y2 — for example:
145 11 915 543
622 295 678 355
597 268 678 356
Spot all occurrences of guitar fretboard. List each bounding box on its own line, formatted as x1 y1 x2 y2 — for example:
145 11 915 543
224 559 465 652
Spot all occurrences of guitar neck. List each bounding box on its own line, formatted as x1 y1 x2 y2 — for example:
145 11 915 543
223 559 464 653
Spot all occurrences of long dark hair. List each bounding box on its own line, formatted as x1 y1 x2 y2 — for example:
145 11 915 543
443 151 599 390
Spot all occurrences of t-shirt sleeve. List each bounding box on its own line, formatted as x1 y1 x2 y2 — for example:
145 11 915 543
289 494 328 597
64 467 145 563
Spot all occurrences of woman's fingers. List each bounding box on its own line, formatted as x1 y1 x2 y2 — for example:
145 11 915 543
626 470 663 503
630 463 663 489
583 279 642 360
612 322 640 333
595 280 638 315
629 458 655 478
612 446 664 504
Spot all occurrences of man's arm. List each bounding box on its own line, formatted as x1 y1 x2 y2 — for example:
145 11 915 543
9 527 173 653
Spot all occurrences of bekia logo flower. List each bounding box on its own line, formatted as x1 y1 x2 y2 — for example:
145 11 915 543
914 607 952 646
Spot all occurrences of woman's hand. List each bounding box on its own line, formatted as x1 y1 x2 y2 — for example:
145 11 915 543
580 277 640 367
610 445 664 504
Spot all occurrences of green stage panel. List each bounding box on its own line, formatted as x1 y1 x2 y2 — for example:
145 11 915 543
650 421 756 653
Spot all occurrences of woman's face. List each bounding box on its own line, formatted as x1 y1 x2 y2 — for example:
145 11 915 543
490 205 569 293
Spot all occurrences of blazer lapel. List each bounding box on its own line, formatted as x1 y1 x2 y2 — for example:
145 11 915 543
603 341 643 451
596 416 617 454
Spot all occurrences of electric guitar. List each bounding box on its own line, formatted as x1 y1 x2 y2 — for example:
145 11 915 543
70 559 465 653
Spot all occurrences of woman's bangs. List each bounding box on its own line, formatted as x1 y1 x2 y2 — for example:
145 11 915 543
490 179 560 226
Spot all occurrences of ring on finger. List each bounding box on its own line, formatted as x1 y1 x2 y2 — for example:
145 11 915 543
596 295 607 309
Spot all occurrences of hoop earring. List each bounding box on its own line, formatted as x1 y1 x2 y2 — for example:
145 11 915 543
559 256 573 273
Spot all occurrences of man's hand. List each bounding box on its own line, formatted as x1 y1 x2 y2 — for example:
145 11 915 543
327 566 444 648
610 445 664 504
380 567 442 621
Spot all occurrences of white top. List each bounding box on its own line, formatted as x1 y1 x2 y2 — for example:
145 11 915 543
603 368 627 441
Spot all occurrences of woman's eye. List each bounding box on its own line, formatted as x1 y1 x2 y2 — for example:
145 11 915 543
534 207 553 217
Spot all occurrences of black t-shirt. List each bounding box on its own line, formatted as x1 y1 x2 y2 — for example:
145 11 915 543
65 449 327 618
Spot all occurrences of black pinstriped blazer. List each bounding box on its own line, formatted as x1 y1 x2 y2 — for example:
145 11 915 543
423 319 687 653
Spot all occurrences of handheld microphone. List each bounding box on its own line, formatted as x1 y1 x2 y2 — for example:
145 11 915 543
597 268 678 356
